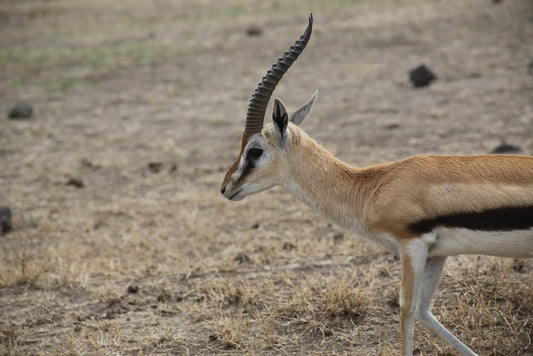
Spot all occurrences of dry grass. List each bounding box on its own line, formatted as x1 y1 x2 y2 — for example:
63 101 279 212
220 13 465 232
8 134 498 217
1 0 532 355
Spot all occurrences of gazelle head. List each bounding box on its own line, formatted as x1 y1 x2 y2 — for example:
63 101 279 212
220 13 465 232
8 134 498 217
221 15 317 201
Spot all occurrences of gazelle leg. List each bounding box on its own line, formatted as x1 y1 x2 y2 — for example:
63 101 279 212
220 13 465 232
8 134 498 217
399 239 429 356
416 256 478 356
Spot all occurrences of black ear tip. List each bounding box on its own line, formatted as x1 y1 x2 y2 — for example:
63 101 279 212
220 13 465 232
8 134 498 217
273 97 281 110
273 98 287 117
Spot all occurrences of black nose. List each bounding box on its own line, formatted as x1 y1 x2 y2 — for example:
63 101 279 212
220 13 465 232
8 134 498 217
221 186 226 195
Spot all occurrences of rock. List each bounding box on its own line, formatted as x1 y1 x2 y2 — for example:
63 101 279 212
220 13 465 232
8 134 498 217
8 103 33 120
490 140 522 154
384 122 400 130
0 207 12 235
333 232 344 244
282 242 296 251
409 64 437 88
168 164 178 173
80 158 101 170
157 291 171 302
127 284 139 294
246 25 263 37
147 162 163 173
234 252 250 264
66 176 85 188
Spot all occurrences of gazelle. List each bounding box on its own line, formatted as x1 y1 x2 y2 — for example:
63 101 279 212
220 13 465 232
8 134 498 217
220 14 533 356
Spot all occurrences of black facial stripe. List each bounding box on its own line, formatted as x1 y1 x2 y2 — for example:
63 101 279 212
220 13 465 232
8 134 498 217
245 153 256 165
408 205 533 235
236 161 254 185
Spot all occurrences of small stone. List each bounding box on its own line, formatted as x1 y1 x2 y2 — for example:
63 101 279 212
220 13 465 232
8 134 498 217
66 176 84 188
0 207 12 235
490 140 522 154
387 288 400 308
80 159 101 170
409 64 437 88
282 242 296 251
385 122 400 130
148 162 163 173
246 25 263 37
512 259 525 273
234 252 250 264
127 285 139 294
8 103 33 120
333 232 344 244
157 291 171 302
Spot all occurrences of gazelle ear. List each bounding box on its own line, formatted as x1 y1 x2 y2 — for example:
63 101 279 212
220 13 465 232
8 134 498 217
273 98 289 137
290 89 318 125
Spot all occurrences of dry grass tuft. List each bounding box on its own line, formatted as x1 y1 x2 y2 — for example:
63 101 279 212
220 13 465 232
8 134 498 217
0 325 20 354
211 313 246 350
0 235 50 288
273 271 371 344
198 277 261 308
321 274 368 319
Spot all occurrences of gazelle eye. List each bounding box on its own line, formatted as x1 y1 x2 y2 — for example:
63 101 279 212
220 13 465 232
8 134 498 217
248 148 263 160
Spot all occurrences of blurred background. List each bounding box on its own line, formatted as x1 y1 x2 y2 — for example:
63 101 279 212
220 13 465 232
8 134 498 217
1 0 532 354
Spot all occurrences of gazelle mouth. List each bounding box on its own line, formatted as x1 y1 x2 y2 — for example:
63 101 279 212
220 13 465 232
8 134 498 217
228 189 243 201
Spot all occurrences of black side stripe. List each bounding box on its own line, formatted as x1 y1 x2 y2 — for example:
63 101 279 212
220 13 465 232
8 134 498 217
408 205 533 235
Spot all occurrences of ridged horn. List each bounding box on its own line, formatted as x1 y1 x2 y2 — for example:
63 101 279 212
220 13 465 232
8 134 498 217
244 14 313 135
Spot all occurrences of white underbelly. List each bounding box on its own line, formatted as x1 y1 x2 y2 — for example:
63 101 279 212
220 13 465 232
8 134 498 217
428 227 533 258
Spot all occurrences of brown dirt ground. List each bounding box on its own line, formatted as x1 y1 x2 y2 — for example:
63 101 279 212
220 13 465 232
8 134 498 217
1 0 532 355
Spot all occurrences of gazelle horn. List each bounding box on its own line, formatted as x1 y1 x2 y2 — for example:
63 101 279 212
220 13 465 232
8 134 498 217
244 14 313 135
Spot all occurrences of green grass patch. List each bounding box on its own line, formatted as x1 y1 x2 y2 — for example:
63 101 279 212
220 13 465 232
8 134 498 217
2 42 195 92
1 42 192 71
43 76 82 93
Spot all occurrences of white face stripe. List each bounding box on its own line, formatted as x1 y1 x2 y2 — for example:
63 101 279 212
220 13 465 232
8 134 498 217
230 153 247 182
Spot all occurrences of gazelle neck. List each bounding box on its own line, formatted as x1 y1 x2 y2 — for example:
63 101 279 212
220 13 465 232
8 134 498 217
279 127 380 236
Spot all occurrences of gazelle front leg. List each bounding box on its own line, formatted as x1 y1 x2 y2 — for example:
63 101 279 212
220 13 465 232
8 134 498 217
399 239 429 356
